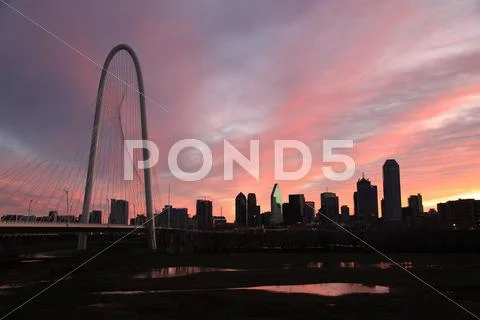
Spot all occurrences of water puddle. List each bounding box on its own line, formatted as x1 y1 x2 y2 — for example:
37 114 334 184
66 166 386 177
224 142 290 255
306 261 438 270
0 278 69 294
19 251 73 260
20 259 43 263
133 266 240 279
306 262 324 269
0 284 24 290
96 283 390 297
19 253 56 259
373 262 393 270
234 283 390 297
0 283 25 294
339 261 357 269
96 288 219 295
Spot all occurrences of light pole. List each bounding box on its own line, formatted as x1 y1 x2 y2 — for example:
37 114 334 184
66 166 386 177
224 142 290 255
27 199 33 221
64 190 69 217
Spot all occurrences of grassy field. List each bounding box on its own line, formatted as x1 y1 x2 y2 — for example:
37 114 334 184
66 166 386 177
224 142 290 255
0 246 479 319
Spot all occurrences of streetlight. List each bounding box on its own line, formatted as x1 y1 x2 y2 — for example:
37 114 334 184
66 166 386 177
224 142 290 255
64 190 69 216
27 199 33 221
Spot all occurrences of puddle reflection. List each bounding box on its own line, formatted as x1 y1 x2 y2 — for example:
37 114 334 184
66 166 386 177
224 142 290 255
97 283 390 297
306 261 428 270
133 266 240 279
235 283 390 297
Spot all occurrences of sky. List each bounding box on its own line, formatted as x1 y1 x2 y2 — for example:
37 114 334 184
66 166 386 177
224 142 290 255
0 0 480 221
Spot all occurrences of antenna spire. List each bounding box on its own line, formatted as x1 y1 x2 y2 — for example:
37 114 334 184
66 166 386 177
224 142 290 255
168 183 171 206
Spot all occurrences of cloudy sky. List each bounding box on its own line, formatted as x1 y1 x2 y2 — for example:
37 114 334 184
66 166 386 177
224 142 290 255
1 0 480 221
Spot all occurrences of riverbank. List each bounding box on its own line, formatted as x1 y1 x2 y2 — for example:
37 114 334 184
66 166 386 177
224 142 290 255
0 249 479 319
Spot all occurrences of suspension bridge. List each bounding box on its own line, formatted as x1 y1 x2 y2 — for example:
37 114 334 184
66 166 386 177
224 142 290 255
0 44 160 250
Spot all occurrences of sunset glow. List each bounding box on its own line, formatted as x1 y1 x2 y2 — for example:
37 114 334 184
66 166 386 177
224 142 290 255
0 0 479 221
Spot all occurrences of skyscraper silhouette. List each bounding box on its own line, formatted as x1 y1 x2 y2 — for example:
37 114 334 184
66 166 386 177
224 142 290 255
437 199 480 229
247 193 260 226
155 206 188 229
408 194 424 217
340 205 350 223
383 159 402 221
196 199 213 229
287 194 305 225
270 183 283 225
304 201 315 225
235 192 247 227
320 192 339 221
109 199 129 225
354 176 378 222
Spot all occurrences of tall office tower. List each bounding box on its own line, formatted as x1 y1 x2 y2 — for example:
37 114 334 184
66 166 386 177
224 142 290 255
287 194 305 225
247 193 258 227
383 159 402 221
196 199 213 229
320 192 340 221
304 201 315 225
354 176 379 222
171 207 189 229
270 183 283 224
155 206 189 229
340 205 350 223
408 194 424 217
109 199 129 225
235 192 247 227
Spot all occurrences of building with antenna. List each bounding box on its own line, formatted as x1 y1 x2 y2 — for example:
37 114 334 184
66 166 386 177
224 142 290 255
354 174 378 223
155 205 188 229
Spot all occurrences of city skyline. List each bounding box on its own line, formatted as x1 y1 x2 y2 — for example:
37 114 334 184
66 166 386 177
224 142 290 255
0 147 476 223
1 2 480 319
1 0 480 222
